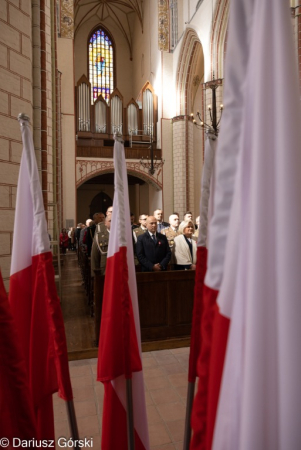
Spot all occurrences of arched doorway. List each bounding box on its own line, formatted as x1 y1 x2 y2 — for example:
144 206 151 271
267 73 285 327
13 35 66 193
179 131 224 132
89 191 112 218
76 172 157 223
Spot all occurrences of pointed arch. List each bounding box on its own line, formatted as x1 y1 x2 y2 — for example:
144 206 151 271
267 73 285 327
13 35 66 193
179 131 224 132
175 28 204 116
88 25 116 104
211 0 230 79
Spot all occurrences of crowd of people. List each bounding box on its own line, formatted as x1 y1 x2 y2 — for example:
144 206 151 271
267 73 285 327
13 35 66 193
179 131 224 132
69 208 200 276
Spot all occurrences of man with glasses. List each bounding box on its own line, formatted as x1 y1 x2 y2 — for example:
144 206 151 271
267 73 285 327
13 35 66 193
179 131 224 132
132 214 148 265
133 214 149 243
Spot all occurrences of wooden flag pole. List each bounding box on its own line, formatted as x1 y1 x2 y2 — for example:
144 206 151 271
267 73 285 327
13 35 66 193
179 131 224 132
66 400 80 448
126 378 136 450
183 381 195 450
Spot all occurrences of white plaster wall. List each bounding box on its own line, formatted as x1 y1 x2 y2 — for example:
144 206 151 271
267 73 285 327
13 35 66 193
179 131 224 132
149 184 162 216
172 119 186 217
173 0 218 86
161 118 173 217
57 38 76 226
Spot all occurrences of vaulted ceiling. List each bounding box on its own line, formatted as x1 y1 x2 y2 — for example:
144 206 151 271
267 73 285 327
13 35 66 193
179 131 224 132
74 0 144 59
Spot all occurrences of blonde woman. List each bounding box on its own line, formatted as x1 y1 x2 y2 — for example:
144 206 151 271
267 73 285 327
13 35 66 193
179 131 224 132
172 220 197 270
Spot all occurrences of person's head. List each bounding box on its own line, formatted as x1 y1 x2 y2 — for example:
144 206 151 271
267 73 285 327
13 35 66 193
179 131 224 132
179 220 195 238
154 209 163 222
77 223 82 228
106 207 113 217
195 216 200 227
105 216 112 230
146 216 157 234
130 213 135 225
86 218 93 227
169 214 179 229
93 212 105 224
62 228 66 233
184 211 193 222
139 214 148 226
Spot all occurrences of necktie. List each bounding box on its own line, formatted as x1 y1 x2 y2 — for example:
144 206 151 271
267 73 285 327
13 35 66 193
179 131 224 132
152 234 157 244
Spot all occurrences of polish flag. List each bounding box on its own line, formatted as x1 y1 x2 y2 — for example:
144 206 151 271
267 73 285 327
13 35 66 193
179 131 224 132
193 0 301 448
97 137 150 450
9 115 73 439
190 0 248 444
189 129 218 384
0 270 37 443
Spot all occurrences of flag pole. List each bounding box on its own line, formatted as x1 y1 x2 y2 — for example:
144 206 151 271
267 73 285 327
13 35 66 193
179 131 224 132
126 378 136 450
116 133 135 450
66 400 80 446
183 382 195 450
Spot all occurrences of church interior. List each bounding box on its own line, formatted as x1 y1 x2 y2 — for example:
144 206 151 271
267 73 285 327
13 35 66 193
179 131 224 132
1 0 300 447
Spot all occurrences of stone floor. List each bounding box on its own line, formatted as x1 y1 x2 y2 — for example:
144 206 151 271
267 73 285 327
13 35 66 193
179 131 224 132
53 347 190 449
54 251 191 449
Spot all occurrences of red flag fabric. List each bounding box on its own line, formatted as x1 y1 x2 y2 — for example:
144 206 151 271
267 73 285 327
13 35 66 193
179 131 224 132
190 285 218 450
9 115 73 440
0 270 37 443
97 137 149 450
188 246 207 383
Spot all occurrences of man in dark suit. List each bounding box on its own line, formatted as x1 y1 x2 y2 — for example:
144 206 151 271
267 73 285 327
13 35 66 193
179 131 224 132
154 209 169 233
136 216 171 272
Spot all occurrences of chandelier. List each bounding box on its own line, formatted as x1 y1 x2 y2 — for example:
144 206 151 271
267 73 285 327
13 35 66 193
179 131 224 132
139 134 164 175
190 75 223 137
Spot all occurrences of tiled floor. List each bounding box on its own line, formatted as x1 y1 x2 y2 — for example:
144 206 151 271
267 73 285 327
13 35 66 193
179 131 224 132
53 347 190 449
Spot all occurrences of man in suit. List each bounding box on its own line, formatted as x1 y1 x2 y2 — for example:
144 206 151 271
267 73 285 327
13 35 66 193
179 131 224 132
154 209 169 233
86 211 105 256
133 214 148 265
136 216 171 272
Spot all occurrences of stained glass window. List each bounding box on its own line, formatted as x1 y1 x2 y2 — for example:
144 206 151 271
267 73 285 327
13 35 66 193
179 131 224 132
89 28 114 105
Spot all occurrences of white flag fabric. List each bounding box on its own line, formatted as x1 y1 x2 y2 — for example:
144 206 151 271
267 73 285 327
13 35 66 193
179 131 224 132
97 137 149 450
205 0 301 449
198 131 217 247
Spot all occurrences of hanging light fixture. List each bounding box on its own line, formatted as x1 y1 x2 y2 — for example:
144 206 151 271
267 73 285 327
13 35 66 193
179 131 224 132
190 74 223 137
139 130 165 175
140 142 165 176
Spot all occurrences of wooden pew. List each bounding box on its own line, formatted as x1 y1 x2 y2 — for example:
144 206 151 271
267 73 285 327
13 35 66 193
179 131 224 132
94 269 195 349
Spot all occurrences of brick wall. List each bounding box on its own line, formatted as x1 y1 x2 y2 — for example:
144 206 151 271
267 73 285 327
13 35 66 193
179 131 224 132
0 0 32 290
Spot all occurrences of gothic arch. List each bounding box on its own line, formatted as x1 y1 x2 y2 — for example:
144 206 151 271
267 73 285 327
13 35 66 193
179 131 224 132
76 161 162 191
211 0 230 79
175 28 204 116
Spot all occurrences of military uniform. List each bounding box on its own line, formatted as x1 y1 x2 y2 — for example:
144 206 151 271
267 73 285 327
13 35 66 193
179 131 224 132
161 227 180 267
161 227 180 249
161 227 181 269
91 223 110 276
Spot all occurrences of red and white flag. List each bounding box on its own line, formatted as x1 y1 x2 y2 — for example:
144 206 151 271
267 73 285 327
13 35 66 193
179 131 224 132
9 115 73 440
200 0 301 449
0 269 37 443
97 137 150 450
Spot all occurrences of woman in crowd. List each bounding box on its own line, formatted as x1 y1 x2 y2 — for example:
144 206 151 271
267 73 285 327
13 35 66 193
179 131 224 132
172 220 197 270
60 228 69 254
